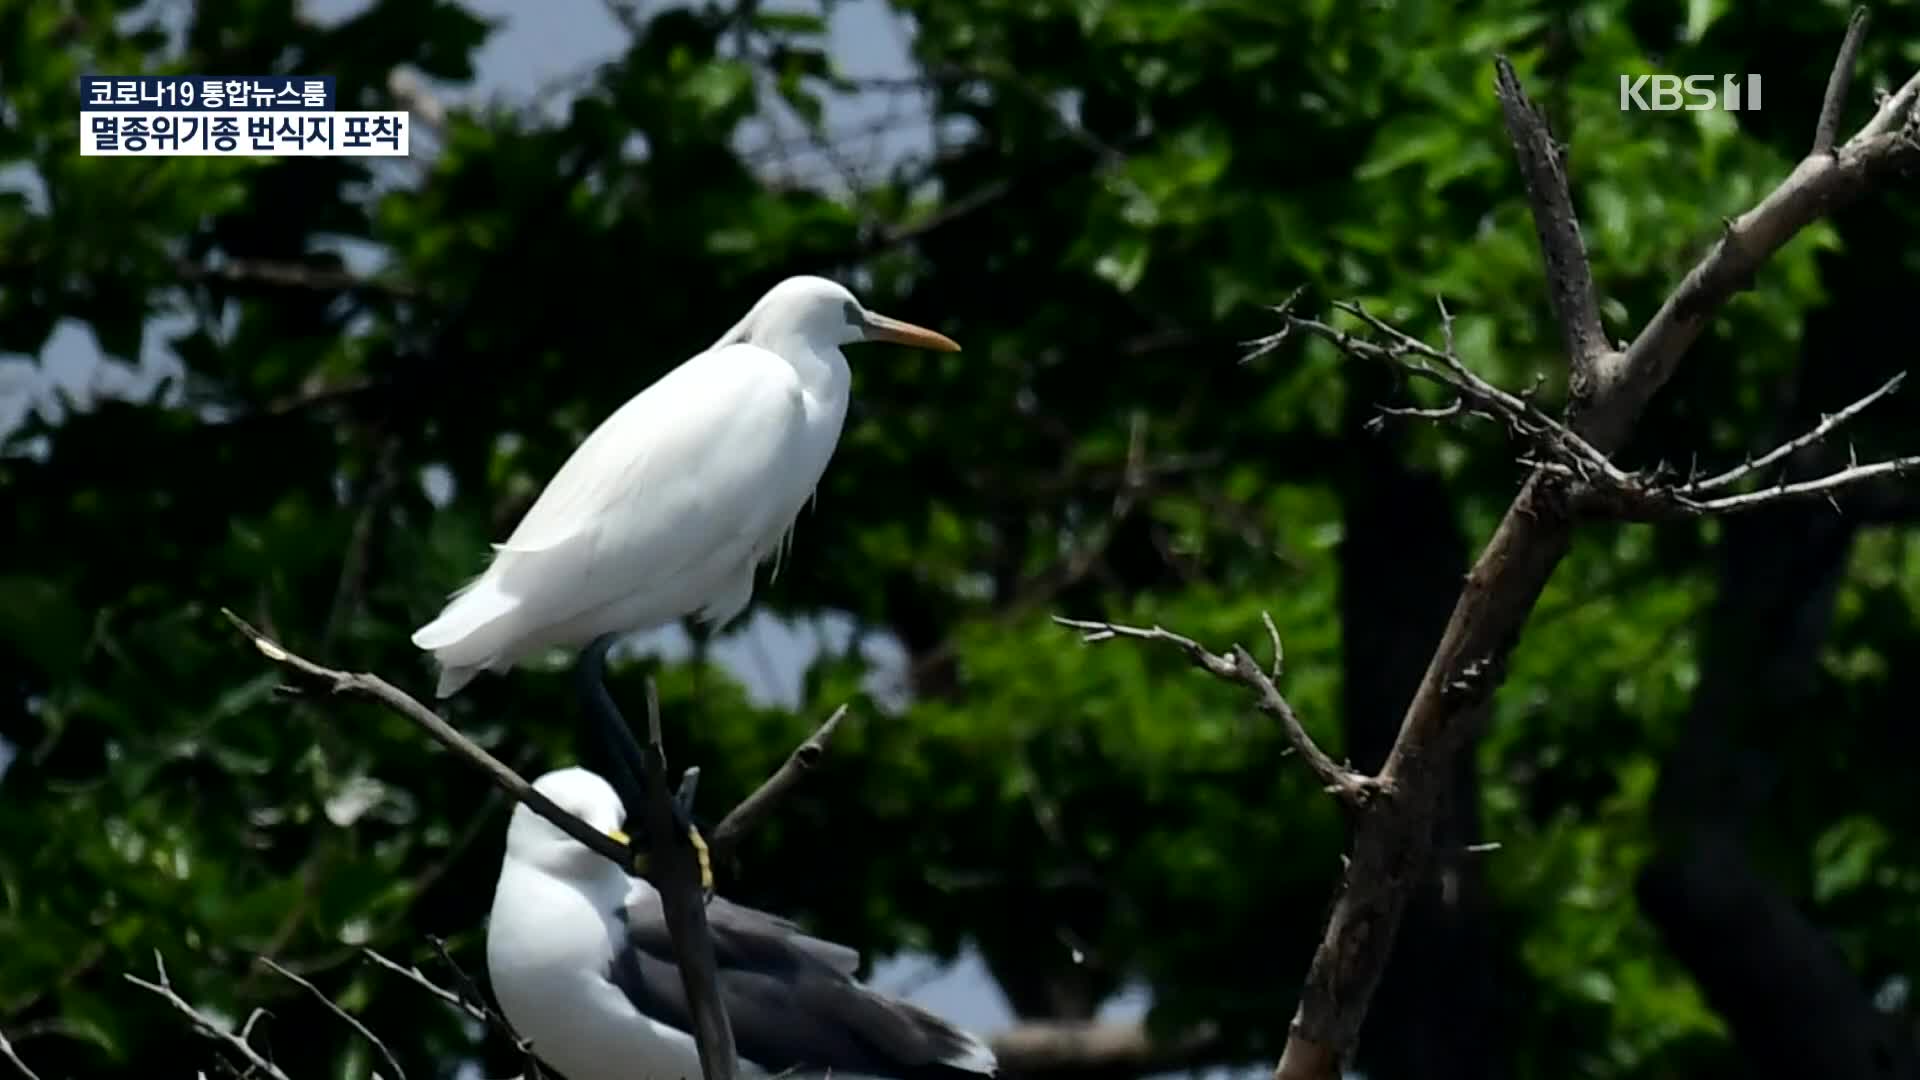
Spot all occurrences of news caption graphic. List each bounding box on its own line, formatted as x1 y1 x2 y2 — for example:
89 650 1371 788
79 76 409 157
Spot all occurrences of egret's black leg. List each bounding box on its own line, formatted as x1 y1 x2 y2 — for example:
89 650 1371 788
576 634 713 894
579 634 649 812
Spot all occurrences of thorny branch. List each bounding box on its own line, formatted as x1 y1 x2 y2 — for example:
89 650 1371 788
1088 12 1920 1080
1267 297 1920 520
1052 615 1381 807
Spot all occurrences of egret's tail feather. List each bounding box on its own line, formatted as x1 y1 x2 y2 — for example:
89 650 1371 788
412 574 527 699
434 663 483 699
411 574 521 652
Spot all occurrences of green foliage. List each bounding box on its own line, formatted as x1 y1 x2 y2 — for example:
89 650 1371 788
3 0 1918 1077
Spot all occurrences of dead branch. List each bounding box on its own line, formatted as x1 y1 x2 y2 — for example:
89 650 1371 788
174 256 415 299
1684 372 1905 495
1814 8 1872 155
362 946 547 1078
1290 298 1917 520
630 678 740 1080
708 704 850 863
255 957 406 1080
988 1019 1224 1078
1492 59 1610 392
220 608 637 871
1093 14 1920 1080
124 952 292 1080
1052 616 1379 807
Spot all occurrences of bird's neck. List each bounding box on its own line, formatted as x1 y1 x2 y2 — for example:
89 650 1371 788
763 334 851 404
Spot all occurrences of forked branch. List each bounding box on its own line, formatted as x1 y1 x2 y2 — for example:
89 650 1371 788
1052 615 1380 807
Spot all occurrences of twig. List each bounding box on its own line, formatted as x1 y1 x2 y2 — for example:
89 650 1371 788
219 608 636 871
255 957 405 1080
360 949 483 1020
124 952 292 1080
1670 455 1920 516
708 704 849 862
1051 617 1376 806
629 680 740 1080
1283 298 1631 487
0 1027 45 1080
1682 372 1905 494
1295 297 1914 520
1492 55 1611 391
174 256 414 299
361 948 546 1078
1814 8 1871 154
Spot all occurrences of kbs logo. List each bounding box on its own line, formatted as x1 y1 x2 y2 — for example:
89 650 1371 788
1619 74 1762 111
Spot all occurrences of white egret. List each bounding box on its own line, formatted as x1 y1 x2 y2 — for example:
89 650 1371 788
412 275 960 699
487 767 1001 1080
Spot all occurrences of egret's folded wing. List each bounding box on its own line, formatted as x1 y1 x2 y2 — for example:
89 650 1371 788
484 344 809 627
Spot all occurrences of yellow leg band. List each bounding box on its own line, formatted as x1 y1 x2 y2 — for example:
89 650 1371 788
688 825 713 894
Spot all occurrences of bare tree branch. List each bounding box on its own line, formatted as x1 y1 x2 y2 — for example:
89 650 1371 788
631 678 741 1080
709 704 850 863
220 608 638 871
1285 298 1917 520
1685 372 1904 494
361 946 547 1078
1492 57 1610 396
124 952 293 1080
361 948 485 1021
1814 7 1871 154
173 256 416 300
255 956 406 1080
1051 616 1379 807
989 1019 1224 1078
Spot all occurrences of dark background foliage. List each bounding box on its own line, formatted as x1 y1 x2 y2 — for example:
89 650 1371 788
4 0 1919 1077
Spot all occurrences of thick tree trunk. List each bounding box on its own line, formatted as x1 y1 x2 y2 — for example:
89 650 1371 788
1337 370 1498 1080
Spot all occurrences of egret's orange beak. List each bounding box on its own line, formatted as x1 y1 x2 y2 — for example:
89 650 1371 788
862 311 961 352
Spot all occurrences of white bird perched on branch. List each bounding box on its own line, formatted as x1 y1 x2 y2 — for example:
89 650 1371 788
488 767 1000 1080
412 275 960 699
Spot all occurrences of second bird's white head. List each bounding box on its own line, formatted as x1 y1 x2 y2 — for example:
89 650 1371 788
716 275 962 355
504 767 632 888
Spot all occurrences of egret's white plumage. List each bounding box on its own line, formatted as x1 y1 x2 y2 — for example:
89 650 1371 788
413 276 959 697
486 768 999 1080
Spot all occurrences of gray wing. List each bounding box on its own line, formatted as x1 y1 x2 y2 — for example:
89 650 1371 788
614 891 993 1080
706 896 861 976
